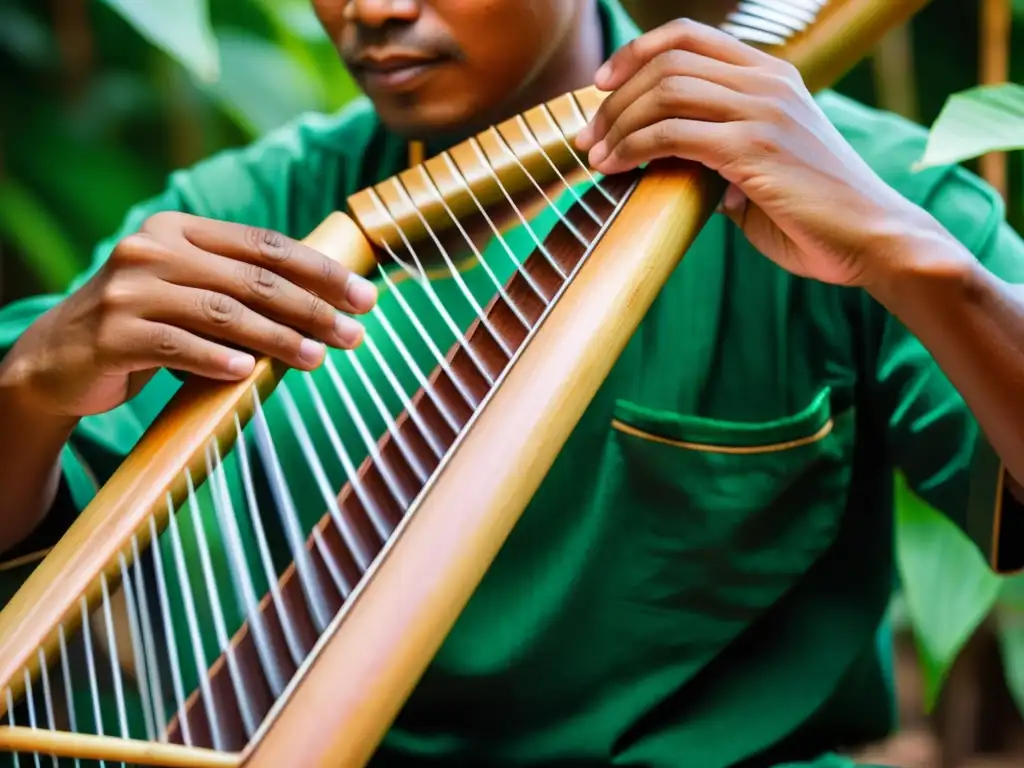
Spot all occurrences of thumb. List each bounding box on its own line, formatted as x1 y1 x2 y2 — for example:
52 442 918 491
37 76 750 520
717 183 792 264
717 183 749 227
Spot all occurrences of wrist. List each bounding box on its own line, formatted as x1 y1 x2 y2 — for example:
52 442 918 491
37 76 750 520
860 210 980 314
0 341 80 436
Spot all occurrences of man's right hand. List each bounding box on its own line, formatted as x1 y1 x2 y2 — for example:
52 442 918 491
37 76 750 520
0 212 379 419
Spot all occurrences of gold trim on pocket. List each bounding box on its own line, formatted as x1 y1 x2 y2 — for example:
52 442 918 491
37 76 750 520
611 417 835 455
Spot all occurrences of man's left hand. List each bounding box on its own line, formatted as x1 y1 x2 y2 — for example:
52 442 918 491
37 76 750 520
575 18 947 289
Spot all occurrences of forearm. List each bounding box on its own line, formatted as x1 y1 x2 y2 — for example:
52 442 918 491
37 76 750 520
870 226 1024 488
0 354 78 554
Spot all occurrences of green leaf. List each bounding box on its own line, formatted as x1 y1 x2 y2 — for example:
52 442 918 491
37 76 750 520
202 30 325 137
0 5 53 68
918 83 1024 169
99 0 219 83
895 472 1001 710
0 179 85 293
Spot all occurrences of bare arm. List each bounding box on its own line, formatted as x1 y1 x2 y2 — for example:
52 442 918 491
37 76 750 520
0 350 78 552
870 227 1024 495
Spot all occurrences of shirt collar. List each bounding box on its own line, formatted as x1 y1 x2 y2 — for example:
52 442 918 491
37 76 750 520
599 0 642 54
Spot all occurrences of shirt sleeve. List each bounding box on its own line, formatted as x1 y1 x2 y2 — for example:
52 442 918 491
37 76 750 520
872 165 1024 574
0 105 376 575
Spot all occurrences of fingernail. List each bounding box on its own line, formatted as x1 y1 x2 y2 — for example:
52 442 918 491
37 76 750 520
227 353 255 377
298 338 326 366
335 314 364 348
346 274 378 311
595 61 612 84
589 140 609 167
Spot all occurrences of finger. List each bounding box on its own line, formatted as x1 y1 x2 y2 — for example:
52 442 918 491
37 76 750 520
594 18 766 92
578 49 741 151
589 118 733 176
143 282 363 371
587 77 750 167
156 246 365 351
147 214 378 315
119 319 258 381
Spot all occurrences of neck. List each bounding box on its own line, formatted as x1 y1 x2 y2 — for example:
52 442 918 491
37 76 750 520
422 3 605 154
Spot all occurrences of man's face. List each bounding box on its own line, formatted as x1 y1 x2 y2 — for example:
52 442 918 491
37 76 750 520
313 0 583 140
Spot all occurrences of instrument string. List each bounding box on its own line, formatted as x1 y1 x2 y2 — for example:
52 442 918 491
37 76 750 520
250 399 335 636
514 116 603 227
464 140 568 280
440 152 552 304
344 348 438 474
234 414 309 671
415 165 534 330
551 99 620 207
276 382 369 591
301 375 393 547
98 574 129 747
146 513 193 747
164 491 226 751
184 471 262 741
486 129 591 249
389 177 520 359
368 191 501 386
36 653 58 768
320 359 416 510
357 335 452 457
20 669 40 768
205 443 289 699
371 291 479 410
78 595 106 754
57 626 81 762
114 555 157 744
5 687 20 768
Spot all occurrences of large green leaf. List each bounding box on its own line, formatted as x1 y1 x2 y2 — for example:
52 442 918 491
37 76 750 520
918 83 1024 169
250 0 360 112
894 473 1001 709
99 0 219 83
203 30 326 137
0 5 53 68
0 179 85 293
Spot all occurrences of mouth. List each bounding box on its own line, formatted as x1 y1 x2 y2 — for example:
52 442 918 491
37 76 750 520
349 53 451 93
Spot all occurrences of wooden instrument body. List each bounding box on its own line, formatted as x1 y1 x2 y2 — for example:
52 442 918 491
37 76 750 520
0 0 934 765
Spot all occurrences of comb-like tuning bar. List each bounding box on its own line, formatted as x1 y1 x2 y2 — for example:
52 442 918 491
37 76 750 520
347 87 609 252
722 0 825 44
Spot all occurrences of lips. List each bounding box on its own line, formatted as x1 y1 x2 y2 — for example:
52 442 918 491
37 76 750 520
350 52 449 93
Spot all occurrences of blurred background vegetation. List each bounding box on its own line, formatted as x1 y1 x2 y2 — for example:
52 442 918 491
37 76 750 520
0 0 1023 765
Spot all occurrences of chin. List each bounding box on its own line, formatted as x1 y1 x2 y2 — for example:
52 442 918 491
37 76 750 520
375 97 499 146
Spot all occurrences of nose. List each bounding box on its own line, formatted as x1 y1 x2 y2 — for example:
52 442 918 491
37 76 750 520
344 0 421 27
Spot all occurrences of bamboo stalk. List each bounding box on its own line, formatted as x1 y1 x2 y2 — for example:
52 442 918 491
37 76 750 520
872 24 918 121
979 0 1010 199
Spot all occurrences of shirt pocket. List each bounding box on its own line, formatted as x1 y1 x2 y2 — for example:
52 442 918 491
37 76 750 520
603 386 855 647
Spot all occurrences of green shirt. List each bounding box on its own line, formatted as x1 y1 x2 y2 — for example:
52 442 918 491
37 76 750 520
2 2 1023 766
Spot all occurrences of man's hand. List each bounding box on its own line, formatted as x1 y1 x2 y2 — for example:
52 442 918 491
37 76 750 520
1 212 378 420
576 19 955 289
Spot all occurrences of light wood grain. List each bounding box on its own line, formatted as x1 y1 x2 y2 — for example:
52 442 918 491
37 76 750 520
0 726 240 768
347 86 608 251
